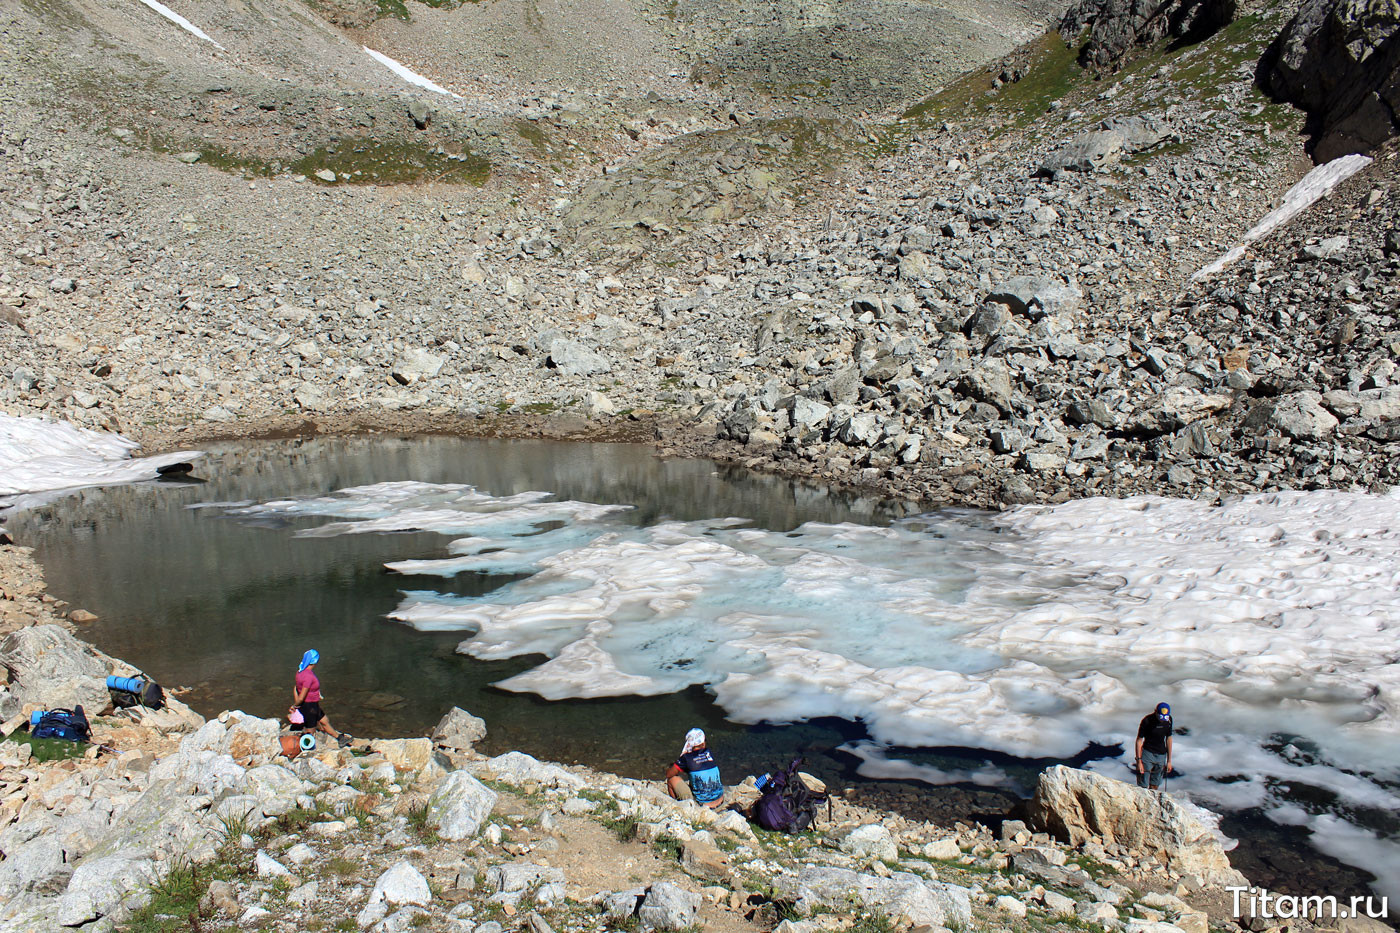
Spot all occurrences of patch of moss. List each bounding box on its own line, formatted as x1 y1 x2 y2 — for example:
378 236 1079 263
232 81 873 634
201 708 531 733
294 138 490 186
903 31 1083 126
515 120 549 152
2 730 87 762
1166 14 1270 98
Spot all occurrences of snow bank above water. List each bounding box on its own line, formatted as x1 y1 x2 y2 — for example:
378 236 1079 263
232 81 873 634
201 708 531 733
224 482 1400 895
0 414 202 510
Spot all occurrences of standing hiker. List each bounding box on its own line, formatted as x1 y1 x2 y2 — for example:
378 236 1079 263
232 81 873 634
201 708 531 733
1134 702 1174 790
665 728 725 809
291 649 352 748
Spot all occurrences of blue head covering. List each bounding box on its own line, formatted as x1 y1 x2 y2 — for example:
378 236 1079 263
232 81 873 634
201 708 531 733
299 649 320 672
1156 702 1171 719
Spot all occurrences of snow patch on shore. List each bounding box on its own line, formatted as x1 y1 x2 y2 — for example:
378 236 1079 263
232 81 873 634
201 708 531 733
0 414 203 510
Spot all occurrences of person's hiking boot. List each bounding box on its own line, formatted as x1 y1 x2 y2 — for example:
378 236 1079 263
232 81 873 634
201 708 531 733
337 733 353 748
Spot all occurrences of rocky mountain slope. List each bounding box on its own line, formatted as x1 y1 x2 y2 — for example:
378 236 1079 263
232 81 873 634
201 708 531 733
5 0 1394 511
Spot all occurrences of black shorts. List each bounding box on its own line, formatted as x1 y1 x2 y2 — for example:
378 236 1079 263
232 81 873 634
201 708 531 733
297 701 325 730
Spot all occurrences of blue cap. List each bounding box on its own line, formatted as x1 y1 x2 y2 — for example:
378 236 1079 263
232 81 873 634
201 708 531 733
1157 702 1171 718
299 649 320 672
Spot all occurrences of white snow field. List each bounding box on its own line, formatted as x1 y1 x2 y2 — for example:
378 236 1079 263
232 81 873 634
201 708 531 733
0 414 203 511
229 482 1400 894
134 0 224 49
1194 153 1373 280
363 48 462 98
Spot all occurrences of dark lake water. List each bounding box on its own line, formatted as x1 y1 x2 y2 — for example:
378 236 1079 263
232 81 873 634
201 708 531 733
6 434 1381 901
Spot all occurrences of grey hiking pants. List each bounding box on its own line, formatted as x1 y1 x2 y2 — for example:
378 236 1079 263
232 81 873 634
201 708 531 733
1137 749 1168 789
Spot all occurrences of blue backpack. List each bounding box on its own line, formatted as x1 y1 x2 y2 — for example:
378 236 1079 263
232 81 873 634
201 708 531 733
30 706 91 743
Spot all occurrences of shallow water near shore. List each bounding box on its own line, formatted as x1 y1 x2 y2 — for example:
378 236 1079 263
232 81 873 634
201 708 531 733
8 435 1395 901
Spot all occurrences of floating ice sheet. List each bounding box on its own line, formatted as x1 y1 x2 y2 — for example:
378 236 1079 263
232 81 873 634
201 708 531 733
0 413 203 512
224 482 1400 895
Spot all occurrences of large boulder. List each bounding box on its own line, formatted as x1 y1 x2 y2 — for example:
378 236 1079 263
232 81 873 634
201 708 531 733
483 751 585 790
1127 388 1233 435
1026 766 1247 886
637 881 701 931
1040 115 1179 176
426 770 498 840
1060 0 1237 70
368 738 434 773
370 862 431 907
1243 391 1339 441
545 338 611 377
0 625 110 713
833 823 898 862
431 706 487 752
1259 0 1400 160
52 855 159 927
775 866 973 928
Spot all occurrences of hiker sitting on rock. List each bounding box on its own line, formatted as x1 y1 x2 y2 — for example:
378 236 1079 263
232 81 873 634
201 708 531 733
665 728 724 809
1135 702 1173 790
291 649 352 748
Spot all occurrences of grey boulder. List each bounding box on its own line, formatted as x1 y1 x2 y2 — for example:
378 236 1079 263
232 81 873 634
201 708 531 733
545 338 611 377
637 881 701 931
426 770 498 841
775 865 972 928
0 625 109 714
431 706 487 752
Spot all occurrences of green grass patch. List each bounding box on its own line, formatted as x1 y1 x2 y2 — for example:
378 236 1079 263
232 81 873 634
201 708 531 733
2 730 87 762
120 845 249 933
902 32 1083 127
294 138 489 186
1165 14 1270 99
327 856 360 878
373 0 473 21
515 120 549 152
849 914 900 933
651 833 684 861
603 812 641 843
405 801 439 842
120 858 204 933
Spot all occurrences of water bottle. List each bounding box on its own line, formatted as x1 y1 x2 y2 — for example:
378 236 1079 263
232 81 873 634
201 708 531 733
755 772 771 791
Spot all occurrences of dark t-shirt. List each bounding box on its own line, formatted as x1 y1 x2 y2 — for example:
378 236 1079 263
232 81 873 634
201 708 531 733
676 748 723 803
1137 714 1174 755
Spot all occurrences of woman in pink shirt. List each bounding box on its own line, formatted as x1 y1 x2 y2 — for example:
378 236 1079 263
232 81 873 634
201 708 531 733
291 649 351 747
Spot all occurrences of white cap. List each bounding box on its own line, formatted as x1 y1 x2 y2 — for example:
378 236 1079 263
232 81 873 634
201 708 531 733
682 728 706 755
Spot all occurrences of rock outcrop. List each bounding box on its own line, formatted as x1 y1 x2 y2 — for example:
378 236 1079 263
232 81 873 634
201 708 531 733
1026 765 1247 886
1259 0 1400 160
1059 0 1237 70
0 624 110 714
